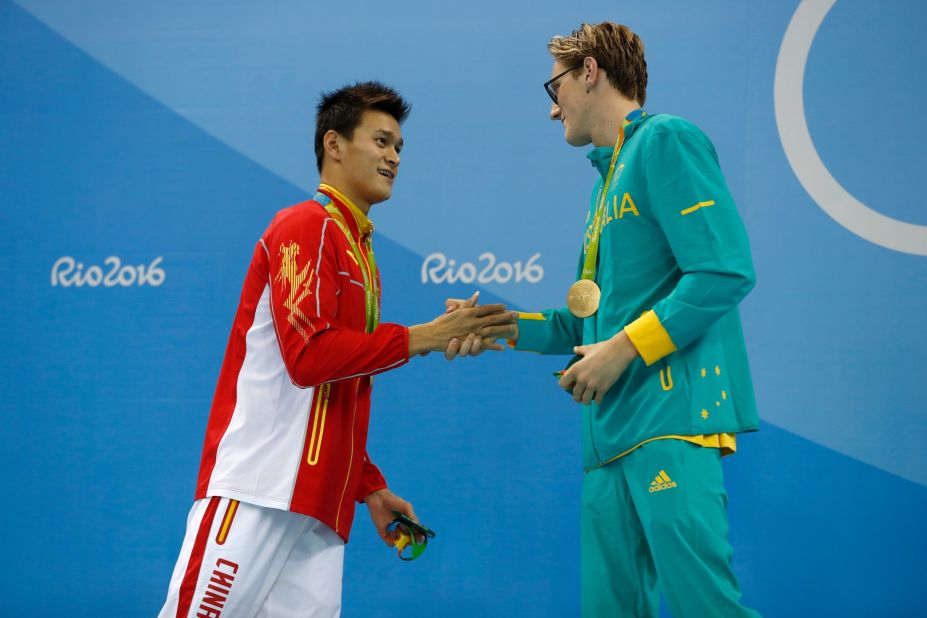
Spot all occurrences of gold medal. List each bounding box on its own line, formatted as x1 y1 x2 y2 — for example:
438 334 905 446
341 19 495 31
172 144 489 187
567 279 601 318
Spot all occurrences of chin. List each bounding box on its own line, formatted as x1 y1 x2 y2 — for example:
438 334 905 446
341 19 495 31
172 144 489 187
370 186 392 205
565 132 592 147
563 126 591 147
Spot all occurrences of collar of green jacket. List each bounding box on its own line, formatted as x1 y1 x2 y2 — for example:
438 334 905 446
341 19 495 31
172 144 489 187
587 109 650 178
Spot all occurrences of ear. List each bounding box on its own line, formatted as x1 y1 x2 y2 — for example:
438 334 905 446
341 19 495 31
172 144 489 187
583 56 601 88
323 129 343 164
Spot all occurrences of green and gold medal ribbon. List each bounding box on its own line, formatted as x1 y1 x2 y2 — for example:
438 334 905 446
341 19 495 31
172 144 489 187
567 110 646 318
314 185 379 334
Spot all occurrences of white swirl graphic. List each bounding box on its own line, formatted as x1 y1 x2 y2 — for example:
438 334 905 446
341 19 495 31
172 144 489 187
774 0 927 255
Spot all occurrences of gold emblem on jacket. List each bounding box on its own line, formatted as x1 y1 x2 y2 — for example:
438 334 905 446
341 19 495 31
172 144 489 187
274 242 315 342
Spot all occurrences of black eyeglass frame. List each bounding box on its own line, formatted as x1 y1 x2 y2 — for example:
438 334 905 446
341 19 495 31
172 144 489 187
543 64 583 104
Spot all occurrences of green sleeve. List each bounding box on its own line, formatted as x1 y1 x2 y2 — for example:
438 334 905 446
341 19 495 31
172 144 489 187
628 125 755 364
513 307 582 355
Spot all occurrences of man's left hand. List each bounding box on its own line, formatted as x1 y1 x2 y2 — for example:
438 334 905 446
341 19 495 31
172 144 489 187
559 331 640 404
364 488 417 547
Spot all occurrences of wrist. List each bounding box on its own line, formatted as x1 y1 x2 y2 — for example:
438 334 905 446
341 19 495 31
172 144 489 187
613 330 640 360
363 488 389 504
408 324 440 356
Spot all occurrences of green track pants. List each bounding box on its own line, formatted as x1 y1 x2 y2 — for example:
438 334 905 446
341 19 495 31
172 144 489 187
581 439 760 618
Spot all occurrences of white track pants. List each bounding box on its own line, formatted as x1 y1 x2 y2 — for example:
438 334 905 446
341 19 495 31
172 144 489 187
158 497 344 618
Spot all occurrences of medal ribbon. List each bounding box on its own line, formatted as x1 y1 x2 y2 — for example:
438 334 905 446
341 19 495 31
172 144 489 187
314 189 380 333
579 110 646 282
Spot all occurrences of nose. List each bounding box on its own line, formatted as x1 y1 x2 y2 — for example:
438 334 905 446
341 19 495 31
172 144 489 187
386 147 399 168
550 102 562 121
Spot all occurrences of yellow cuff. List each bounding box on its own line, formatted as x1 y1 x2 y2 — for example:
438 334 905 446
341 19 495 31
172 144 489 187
510 312 545 347
624 310 677 365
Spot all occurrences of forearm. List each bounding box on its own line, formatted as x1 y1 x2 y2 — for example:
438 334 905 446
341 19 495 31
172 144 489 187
283 323 409 386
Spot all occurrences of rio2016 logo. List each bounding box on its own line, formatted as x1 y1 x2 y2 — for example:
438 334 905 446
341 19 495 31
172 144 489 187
421 252 543 284
51 256 166 287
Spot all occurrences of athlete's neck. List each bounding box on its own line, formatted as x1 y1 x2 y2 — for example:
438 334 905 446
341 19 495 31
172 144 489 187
589 97 640 148
318 174 371 215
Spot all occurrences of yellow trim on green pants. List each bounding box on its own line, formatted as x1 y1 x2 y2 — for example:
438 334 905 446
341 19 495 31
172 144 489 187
581 439 760 618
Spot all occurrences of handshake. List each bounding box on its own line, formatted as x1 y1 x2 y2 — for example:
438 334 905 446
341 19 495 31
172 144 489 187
408 291 519 360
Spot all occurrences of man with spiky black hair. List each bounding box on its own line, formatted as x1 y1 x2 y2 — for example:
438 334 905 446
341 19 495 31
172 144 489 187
158 82 515 617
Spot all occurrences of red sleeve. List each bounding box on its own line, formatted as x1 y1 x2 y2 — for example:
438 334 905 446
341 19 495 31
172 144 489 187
355 452 388 502
264 204 410 387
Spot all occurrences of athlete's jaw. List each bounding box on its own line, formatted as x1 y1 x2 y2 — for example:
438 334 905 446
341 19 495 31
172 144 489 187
355 161 395 206
351 167 389 206
559 102 592 147
371 161 397 203
556 108 579 146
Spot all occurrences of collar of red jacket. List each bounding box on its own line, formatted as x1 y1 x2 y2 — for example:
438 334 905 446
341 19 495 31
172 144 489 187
317 183 374 239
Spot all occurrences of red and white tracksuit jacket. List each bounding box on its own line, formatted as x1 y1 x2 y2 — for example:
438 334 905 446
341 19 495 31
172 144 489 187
194 184 409 542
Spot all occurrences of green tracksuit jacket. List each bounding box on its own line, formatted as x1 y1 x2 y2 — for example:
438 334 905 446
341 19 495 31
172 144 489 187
516 111 759 471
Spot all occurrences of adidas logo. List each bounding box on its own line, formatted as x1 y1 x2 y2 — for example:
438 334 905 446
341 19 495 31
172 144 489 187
649 470 678 493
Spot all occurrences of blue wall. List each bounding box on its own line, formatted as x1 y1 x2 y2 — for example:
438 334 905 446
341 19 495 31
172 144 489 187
1 0 925 615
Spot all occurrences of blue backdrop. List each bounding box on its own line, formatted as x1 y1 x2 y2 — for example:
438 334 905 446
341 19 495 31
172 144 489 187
2 0 925 615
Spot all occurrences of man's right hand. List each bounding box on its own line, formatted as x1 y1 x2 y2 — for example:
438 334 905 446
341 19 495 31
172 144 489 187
407 292 517 357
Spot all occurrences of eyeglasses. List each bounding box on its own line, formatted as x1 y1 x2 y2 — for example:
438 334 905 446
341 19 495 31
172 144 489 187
543 64 583 105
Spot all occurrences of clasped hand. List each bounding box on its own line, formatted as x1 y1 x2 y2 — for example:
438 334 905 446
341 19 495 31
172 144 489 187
408 291 517 357
441 293 640 404
441 292 519 359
